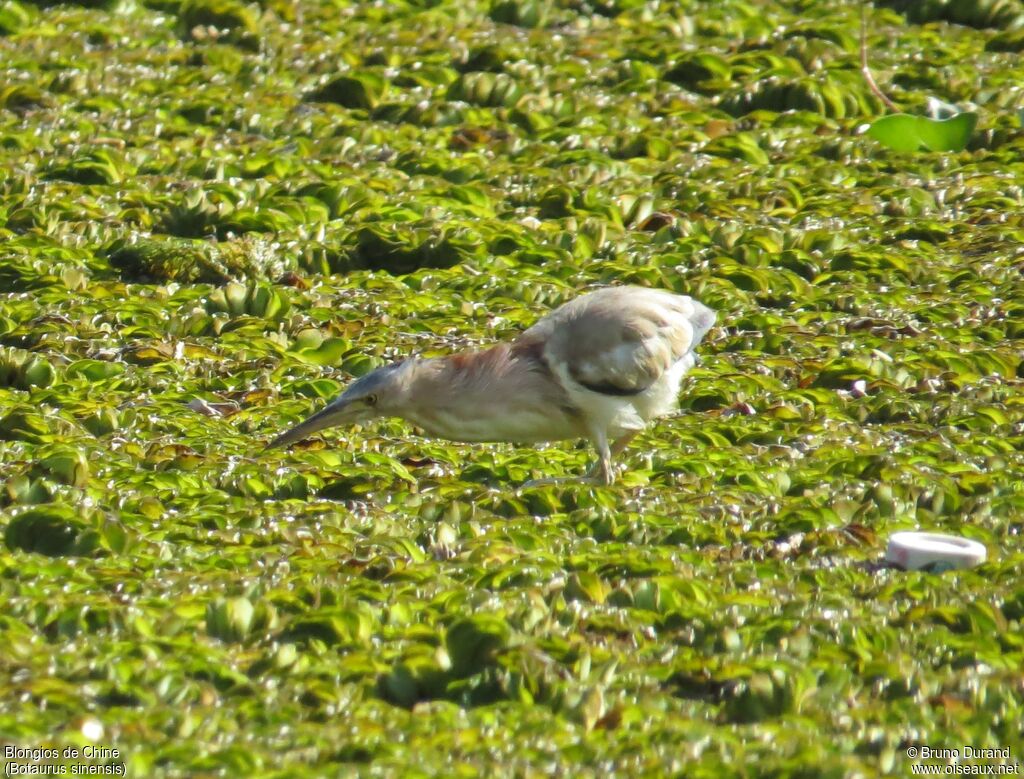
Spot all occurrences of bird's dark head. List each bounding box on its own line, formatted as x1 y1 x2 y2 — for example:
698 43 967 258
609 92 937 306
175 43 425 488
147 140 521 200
265 360 414 450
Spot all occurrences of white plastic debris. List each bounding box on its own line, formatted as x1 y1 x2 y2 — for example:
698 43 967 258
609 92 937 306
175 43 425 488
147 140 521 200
886 532 987 572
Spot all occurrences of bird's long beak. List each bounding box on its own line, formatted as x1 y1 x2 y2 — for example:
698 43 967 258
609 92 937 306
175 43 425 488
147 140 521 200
264 397 359 451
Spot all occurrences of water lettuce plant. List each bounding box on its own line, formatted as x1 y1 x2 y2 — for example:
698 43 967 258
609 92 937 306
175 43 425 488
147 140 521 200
0 0 1022 775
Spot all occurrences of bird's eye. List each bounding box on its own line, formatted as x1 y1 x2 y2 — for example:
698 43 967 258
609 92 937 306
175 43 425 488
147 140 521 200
365 394 377 406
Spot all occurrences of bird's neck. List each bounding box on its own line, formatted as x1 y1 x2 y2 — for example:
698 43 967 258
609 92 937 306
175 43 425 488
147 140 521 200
395 346 583 444
408 347 509 403
397 347 517 440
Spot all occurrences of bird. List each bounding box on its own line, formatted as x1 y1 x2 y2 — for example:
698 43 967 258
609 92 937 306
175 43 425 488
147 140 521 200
266 285 716 485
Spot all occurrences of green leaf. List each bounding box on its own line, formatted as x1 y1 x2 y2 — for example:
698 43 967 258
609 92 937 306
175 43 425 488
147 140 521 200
22 357 55 388
66 359 126 381
206 597 255 642
445 615 510 678
914 112 978 151
867 112 977 152
292 338 350 366
5 506 87 557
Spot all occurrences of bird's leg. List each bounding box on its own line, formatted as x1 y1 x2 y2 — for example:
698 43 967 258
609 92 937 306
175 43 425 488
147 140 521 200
609 431 639 458
583 431 639 484
586 428 615 485
520 430 613 489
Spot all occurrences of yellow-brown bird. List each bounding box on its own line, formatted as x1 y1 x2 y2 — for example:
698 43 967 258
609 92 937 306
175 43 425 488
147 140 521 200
267 286 716 484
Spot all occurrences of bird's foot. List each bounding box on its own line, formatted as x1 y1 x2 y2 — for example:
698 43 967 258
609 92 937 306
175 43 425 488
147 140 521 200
518 456 619 490
585 459 619 486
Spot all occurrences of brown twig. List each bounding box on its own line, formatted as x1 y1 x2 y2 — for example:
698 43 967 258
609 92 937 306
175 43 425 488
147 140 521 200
860 1 900 113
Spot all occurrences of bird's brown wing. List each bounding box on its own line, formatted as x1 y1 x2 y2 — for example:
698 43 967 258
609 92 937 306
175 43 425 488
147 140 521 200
519 287 714 396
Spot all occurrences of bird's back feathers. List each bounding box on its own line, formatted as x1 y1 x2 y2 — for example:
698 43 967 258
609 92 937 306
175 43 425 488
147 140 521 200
520 286 715 398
